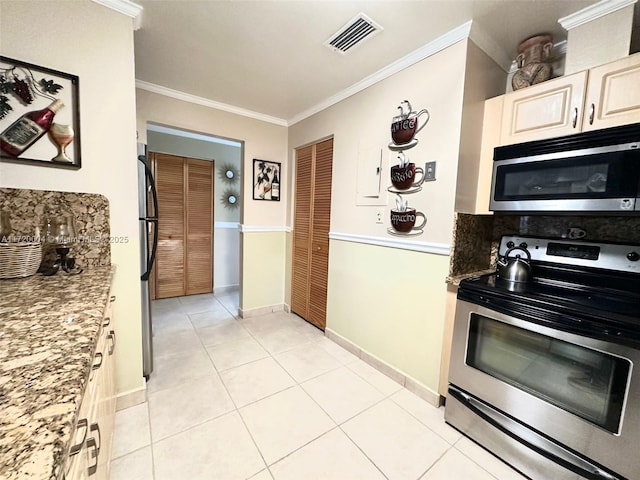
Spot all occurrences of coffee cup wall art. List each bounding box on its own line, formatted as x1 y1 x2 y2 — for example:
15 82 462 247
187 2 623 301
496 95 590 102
389 99 429 151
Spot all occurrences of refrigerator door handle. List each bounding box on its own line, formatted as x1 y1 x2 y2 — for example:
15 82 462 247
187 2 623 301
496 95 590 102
139 155 159 281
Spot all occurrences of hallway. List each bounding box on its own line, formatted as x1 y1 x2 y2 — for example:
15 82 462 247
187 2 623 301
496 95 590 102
109 290 526 479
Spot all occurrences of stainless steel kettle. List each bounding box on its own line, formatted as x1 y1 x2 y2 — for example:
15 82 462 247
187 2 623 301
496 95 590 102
497 246 532 283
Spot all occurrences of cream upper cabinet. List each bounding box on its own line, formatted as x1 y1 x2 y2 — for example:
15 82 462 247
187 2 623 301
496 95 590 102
582 54 640 131
500 71 588 146
500 53 640 145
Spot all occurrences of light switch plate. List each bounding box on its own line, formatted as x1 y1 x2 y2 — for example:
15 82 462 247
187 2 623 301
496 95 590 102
424 161 436 181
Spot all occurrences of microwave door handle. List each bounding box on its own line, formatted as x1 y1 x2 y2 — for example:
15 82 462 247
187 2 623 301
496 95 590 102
448 387 620 480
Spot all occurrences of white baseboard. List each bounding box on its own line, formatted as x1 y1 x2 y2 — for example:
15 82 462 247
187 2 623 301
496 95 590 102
116 385 147 411
238 303 285 318
325 328 441 407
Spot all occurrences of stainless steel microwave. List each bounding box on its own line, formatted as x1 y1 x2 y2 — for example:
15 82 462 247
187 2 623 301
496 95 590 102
490 123 640 213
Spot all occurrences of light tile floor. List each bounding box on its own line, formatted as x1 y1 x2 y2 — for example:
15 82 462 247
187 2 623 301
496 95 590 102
110 290 528 480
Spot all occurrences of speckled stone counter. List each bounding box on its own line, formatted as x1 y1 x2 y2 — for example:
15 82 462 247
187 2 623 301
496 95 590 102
0 267 114 480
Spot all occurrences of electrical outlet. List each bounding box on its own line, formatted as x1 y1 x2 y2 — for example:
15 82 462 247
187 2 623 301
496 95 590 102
376 210 384 224
424 161 436 181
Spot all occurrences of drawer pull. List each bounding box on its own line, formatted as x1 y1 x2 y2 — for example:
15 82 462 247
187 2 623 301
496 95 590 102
102 316 110 327
92 353 103 370
86 437 98 476
108 330 116 355
110 295 116 303
90 422 101 453
68 418 88 456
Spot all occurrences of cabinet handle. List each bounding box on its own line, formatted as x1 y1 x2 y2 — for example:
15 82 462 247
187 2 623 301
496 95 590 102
108 330 116 355
90 423 101 453
86 437 98 476
571 107 578 128
110 295 116 303
92 353 103 370
589 103 595 125
102 316 110 327
68 418 88 456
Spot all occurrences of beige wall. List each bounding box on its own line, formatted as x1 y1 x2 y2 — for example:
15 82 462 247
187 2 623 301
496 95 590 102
287 41 470 394
0 1 143 394
136 89 289 309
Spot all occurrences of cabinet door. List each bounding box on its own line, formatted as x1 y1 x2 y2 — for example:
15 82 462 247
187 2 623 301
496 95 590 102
291 146 313 319
154 153 186 298
185 159 213 295
308 138 333 330
500 71 587 145
582 53 640 131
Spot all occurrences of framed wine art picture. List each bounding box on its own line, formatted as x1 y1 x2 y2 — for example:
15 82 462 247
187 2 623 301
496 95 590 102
0 56 81 169
253 159 281 201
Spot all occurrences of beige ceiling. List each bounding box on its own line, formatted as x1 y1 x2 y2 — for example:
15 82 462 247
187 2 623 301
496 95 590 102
133 0 598 124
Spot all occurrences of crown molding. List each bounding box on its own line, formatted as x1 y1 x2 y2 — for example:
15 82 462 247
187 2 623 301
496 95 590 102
136 80 288 127
91 0 143 29
558 0 637 30
287 21 472 126
329 231 451 255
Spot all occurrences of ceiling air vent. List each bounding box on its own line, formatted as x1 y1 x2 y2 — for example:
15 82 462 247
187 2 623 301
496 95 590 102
325 13 382 55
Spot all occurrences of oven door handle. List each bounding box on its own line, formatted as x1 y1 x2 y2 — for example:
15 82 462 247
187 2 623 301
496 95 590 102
448 386 623 480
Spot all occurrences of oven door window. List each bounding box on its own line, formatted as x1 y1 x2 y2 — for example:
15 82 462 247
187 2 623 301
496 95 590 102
466 314 630 434
493 151 640 201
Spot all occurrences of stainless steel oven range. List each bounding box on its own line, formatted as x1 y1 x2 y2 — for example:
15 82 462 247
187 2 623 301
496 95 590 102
446 235 640 480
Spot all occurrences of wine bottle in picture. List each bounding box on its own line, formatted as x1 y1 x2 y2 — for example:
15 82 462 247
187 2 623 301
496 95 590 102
271 169 280 200
0 99 65 157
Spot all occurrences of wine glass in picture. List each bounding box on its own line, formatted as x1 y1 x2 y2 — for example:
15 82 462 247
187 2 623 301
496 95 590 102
49 123 74 163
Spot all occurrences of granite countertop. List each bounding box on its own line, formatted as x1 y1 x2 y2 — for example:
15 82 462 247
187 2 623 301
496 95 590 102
0 266 114 480
446 268 496 286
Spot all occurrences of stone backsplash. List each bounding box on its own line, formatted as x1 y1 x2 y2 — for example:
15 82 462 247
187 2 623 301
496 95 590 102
449 213 640 279
0 188 111 268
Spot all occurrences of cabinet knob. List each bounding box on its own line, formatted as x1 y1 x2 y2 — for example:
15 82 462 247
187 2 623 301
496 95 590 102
589 103 595 125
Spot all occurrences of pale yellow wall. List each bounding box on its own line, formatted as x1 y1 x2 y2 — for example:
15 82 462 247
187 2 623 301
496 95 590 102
286 41 469 393
136 89 288 309
241 231 286 311
287 40 468 245
327 240 450 390
0 1 143 394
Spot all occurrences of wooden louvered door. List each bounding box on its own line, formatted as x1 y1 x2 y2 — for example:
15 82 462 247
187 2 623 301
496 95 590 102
185 159 213 295
152 153 213 299
291 138 334 330
154 153 186 298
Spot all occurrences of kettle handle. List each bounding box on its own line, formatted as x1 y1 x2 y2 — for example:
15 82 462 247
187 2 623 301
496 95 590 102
503 245 532 262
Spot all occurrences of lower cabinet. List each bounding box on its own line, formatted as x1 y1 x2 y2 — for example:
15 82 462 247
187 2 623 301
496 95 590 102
64 294 117 480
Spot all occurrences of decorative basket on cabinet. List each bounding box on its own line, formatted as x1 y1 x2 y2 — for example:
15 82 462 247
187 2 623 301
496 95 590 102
0 242 43 279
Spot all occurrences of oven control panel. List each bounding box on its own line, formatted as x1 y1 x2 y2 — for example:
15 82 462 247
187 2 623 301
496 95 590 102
499 235 640 273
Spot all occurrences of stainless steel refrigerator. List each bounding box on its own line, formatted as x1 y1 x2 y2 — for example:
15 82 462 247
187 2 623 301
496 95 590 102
137 145 158 379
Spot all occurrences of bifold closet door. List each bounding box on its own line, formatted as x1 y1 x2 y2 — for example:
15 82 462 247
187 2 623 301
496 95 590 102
154 153 186 299
291 138 333 330
186 159 213 295
153 153 213 299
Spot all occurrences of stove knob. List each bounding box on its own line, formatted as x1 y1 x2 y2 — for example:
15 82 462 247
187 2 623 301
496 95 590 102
506 241 515 248
519 242 528 249
627 251 640 262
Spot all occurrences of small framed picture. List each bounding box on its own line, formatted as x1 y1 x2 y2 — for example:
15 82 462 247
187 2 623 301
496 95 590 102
0 56 81 169
253 159 281 201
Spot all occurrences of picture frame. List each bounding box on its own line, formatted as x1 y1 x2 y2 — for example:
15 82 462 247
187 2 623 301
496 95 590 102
253 159 281 201
0 56 81 169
